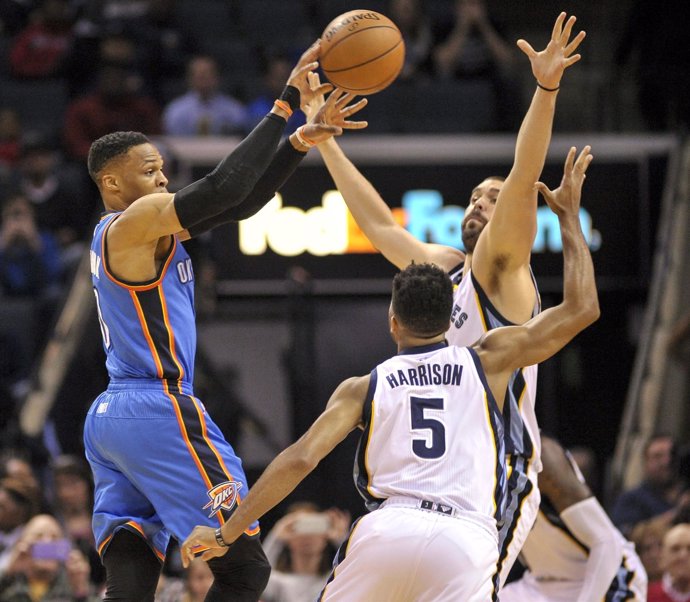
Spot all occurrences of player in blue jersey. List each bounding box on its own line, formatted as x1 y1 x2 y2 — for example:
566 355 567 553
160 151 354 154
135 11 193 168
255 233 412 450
83 41 368 602
180 146 599 602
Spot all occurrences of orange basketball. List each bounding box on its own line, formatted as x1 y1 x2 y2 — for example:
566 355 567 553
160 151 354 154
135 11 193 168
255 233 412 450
320 10 405 95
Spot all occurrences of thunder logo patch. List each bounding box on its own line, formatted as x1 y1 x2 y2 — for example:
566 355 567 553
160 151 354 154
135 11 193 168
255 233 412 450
203 481 243 518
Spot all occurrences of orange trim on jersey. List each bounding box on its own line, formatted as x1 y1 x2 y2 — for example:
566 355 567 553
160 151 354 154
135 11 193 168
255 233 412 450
158 286 185 380
100 214 178 291
130 290 164 378
125 520 146 538
187 394 256 535
97 533 113 556
164 380 214 492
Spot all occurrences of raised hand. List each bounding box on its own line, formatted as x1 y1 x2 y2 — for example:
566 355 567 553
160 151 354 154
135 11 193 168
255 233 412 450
298 86 368 146
517 12 586 90
535 145 593 217
286 40 334 111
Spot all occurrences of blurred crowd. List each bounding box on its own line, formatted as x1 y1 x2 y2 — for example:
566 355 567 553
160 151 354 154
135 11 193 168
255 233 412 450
0 448 351 601
0 1 689 600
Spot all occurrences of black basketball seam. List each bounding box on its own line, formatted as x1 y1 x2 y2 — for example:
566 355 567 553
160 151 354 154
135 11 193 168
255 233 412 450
321 26 402 69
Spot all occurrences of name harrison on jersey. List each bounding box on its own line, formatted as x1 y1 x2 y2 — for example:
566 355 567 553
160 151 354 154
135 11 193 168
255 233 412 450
385 363 463 389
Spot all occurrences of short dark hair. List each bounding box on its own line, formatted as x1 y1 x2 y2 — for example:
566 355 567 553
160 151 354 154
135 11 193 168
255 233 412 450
87 131 150 183
392 263 453 337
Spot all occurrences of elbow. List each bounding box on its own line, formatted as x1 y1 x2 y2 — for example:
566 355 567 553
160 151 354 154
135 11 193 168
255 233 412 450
286 447 320 475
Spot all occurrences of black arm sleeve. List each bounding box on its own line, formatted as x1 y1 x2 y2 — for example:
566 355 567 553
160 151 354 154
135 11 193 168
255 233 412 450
187 138 307 237
173 113 286 230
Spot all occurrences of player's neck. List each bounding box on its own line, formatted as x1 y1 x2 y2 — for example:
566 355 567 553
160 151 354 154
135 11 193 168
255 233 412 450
397 332 446 353
463 252 474 275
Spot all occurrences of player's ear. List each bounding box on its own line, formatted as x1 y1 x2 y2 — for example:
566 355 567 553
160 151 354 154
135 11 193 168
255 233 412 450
101 173 119 192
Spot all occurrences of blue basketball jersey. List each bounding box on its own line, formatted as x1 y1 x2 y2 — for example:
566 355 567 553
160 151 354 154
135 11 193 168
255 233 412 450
90 213 196 384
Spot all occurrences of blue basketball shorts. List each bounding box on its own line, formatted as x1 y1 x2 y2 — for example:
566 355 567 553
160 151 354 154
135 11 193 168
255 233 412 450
83 379 259 561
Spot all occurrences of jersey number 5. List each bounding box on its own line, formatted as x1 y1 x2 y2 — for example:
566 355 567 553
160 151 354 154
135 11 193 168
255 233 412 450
410 396 446 459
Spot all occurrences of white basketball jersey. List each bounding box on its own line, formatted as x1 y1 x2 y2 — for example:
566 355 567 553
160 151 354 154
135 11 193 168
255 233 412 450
354 342 507 523
520 453 643 589
446 263 541 471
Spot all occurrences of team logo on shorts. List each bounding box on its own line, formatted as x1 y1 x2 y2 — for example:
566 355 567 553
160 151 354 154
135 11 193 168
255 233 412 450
203 480 243 518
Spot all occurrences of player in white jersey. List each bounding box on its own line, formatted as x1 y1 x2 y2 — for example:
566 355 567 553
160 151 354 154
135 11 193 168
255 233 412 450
180 145 599 602
307 12 586 587
500 435 648 602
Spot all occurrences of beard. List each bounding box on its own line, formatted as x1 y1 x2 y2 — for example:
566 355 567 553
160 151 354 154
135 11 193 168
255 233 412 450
461 217 486 253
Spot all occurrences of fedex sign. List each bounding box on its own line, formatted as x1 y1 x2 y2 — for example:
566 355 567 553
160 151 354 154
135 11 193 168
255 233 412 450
239 190 600 257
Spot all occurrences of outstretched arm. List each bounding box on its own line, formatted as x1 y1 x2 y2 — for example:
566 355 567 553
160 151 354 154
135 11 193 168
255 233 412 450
539 436 624 602
476 146 599 382
473 13 586 277
307 75 463 271
183 89 368 236
179 375 370 566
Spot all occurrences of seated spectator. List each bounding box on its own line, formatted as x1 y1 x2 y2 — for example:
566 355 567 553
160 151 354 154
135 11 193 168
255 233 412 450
260 503 350 602
49 455 103 590
245 52 304 135
63 62 161 161
430 0 521 130
9 0 75 79
387 0 434 82
611 434 688 537
0 477 40 576
162 55 247 136
0 109 21 174
0 193 62 298
155 557 213 602
0 451 38 489
0 513 100 600
648 523 690 601
631 516 670 583
11 130 96 262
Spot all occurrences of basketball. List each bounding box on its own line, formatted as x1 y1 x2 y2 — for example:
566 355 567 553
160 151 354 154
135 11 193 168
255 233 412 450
320 10 405 95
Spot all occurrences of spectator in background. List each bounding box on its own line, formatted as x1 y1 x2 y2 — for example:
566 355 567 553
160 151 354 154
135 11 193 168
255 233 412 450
0 477 40 575
387 0 433 82
49 455 104 590
631 516 669 583
63 62 161 161
162 55 247 136
245 52 305 135
0 513 100 601
260 503 350 602
648 523 690 602
611 434 688 537
431 0 521 130
0 193 61 298
155 558 213 602
11 130 96 265
9 0 75 79
0 109 21 174
615 0 690 131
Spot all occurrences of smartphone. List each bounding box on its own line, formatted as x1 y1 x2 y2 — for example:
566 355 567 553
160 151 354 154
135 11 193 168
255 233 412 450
31 539 72 561
293 514 330 535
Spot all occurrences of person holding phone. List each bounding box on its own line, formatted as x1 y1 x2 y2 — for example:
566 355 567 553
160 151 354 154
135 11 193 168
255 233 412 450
259 503 350 602
0 513 100 601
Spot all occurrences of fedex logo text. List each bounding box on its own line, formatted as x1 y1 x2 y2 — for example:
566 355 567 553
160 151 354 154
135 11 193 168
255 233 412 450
238 190 600 256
